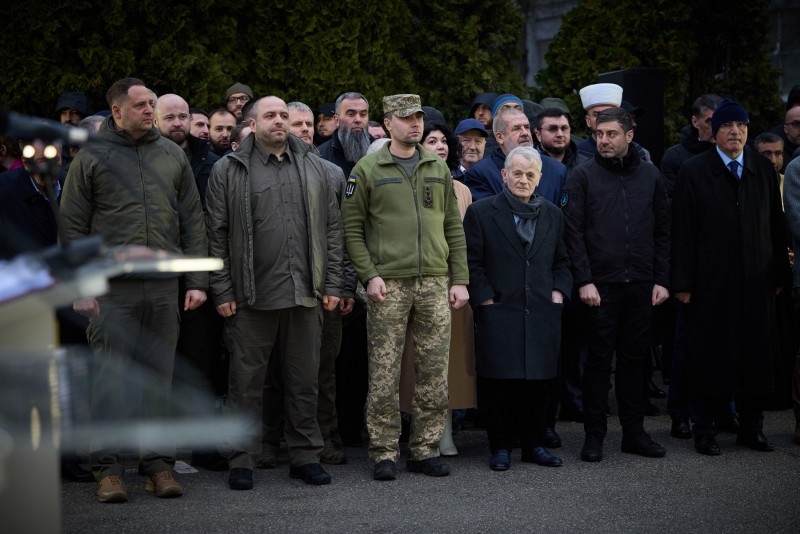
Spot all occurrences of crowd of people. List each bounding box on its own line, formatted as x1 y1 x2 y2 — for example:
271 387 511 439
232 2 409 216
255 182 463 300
1 77 798 504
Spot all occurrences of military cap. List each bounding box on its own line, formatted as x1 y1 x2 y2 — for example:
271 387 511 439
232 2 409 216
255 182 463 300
383 94 425 118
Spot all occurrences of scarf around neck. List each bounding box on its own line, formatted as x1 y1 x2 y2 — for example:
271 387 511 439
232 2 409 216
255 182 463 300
502 184 543 248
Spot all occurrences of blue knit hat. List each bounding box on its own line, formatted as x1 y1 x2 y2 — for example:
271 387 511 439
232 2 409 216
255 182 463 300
711 98 749 136
491 94 524 118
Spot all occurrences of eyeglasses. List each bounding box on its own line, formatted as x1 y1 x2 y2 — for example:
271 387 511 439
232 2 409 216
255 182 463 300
785 120 800 129
718 121 748 131
227 95 251 104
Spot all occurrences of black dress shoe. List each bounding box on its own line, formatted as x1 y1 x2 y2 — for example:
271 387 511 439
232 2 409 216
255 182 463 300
489 449 511 471
621 433 666 458
581 435 603 462
736 431 775 452
289 463 332 485
670 417 692 439
647 380 667 399
694 435 721 456
543 427 562 448
228 468 254 490
373 459 397 481
718 414 741 433
407 457 450 477
521 447 563 467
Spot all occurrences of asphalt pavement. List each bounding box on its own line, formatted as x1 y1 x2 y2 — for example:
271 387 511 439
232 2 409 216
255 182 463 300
60 398 800 534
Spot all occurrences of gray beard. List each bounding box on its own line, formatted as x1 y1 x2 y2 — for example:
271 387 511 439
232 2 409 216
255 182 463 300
339 126 371 163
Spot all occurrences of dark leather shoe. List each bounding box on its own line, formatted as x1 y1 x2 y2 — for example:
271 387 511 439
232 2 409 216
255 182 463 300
718 413 741 433
489 449 510 471
289 463 332 485
522 447 563 467
736 431 775 452
581 435 603 462
228 468 254 490
543 427 562 448
373 459 397 481
670 417 692 439
647 380 667 398
621 433 666 458
407 457 450 477
694 435 721 456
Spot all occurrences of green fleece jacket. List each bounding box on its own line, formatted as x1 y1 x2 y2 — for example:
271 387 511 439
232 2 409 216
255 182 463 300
341 142 468 285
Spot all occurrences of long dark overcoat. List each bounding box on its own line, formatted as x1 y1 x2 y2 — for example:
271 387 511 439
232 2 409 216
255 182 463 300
464 193 572 380
671 146 791 396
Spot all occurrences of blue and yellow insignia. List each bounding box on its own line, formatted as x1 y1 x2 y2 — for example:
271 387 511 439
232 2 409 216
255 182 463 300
345 175 357 199
560 192 568 207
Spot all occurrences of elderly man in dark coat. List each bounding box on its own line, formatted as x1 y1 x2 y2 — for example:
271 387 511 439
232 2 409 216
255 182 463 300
672 99 791 456
463 146 572 471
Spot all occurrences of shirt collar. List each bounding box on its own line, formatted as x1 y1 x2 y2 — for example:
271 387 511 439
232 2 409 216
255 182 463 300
715 146 744 169
28 173 61 200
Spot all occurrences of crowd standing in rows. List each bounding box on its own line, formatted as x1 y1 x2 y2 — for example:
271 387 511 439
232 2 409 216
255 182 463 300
0 77 798 504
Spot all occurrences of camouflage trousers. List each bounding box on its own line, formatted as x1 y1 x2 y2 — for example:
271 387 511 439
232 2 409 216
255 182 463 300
366 276 451 463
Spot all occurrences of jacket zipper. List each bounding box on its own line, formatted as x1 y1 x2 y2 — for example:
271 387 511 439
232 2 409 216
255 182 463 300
620 175 630 282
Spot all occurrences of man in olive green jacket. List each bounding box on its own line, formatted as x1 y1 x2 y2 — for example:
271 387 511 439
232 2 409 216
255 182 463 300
61 77 208 503
205 96 344 490
341 94 468 481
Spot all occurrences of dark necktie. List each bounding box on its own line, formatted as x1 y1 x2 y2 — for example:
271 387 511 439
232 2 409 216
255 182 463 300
728 160 740 179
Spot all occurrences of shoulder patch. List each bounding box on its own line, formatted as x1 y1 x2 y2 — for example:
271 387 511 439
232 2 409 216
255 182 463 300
560 192 568 207
345 175 357 199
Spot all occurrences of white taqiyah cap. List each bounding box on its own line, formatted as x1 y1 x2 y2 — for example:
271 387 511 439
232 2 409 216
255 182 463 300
579 83 623 110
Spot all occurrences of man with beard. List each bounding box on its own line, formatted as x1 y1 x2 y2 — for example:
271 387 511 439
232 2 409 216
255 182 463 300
318 92 373 177
154 94 225 470
342 94 469 481
463 108 567 206
534 108 589 174
206 96 345 490
209 109 237 157
224 82 253 121
672 99 791 456
155 95 220 207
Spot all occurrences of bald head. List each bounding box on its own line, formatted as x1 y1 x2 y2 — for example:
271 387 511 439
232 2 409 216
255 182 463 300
251 96 290 154
155 94 191 147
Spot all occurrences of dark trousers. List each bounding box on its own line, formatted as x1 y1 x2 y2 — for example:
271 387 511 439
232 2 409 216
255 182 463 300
583 282 652 439
480 376 548 452
689 395 763 438
667 301 689 419
88 278 179 479
226 305 323 470
336 305 369 443
261 308 342 450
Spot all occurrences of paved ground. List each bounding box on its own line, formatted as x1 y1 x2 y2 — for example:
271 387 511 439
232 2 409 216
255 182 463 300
60 401 800 533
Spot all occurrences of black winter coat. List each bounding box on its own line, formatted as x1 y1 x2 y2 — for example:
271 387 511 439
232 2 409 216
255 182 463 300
660 125 714 198
562 149 671 288
464 193 572 380
671 146 791 396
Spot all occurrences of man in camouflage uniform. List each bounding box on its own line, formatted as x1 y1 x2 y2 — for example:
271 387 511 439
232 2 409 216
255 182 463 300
341 94 469 481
